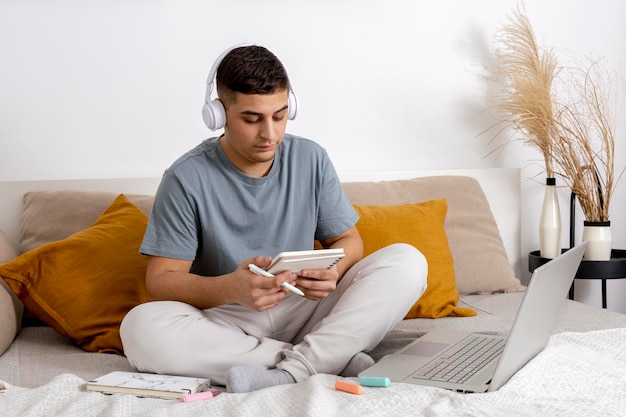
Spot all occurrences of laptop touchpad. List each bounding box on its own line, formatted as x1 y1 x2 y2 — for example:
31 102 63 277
404 341 449 357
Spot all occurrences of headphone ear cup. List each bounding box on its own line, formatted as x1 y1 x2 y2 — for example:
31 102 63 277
287 90 298 120
202 99 227 130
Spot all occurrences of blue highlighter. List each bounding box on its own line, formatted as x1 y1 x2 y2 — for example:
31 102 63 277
358 376 391 388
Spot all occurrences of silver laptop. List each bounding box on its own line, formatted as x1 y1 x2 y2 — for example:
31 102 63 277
359 242 586 393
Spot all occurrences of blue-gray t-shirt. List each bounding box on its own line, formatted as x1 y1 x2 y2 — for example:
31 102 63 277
140 134 358 277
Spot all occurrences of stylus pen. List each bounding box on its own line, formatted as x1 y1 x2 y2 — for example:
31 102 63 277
248 264 305 297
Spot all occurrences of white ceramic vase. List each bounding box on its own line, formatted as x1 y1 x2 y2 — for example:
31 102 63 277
582 221 612 260
539 178 561 259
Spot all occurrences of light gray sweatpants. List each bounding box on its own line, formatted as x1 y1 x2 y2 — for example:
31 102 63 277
120 243 427 385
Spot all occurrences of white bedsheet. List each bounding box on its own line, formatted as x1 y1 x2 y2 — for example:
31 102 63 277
2 328 625 417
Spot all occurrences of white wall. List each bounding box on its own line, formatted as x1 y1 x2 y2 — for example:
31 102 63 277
1 0 625 312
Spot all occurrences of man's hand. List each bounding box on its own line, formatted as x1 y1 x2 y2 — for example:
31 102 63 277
296 265 340 301
234 256 298 311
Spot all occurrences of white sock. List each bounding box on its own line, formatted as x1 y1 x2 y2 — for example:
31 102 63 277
225 366 296 393
339 352 375 377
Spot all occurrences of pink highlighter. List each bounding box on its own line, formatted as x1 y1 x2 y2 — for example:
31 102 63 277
180 389 221 403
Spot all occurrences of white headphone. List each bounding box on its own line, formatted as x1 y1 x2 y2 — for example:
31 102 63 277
202 44 299 131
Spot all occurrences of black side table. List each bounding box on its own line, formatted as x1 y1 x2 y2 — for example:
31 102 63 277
529 249 626 309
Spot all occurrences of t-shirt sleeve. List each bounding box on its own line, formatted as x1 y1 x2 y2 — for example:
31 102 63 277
140 171 199 261
314 152 359 241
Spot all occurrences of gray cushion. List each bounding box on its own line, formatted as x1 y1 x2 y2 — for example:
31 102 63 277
19 191 154 253
0 231 22 356
342 176 524 295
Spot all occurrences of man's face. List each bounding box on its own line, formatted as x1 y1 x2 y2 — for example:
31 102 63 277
220 90 289 177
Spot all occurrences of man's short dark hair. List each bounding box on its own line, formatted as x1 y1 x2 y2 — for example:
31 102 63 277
216 45 290 106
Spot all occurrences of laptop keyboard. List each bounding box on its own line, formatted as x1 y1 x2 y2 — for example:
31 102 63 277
410 335 505 384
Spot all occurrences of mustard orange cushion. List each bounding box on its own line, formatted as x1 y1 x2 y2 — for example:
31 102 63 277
0 194 150 354
353 199 476 319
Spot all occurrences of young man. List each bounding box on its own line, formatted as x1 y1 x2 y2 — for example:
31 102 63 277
120 45 427 393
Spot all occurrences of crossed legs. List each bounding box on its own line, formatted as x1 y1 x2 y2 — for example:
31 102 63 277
120 243 427 391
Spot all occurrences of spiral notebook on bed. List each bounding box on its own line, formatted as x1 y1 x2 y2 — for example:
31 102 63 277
360 242 586 393
86 371 211 399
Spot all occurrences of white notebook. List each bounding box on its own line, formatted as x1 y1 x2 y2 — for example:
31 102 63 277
266 248 345 275
86 371 211 399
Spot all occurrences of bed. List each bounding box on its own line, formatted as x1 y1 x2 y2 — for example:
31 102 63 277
1 168 625 416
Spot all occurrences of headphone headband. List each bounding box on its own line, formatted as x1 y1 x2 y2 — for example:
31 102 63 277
202 44 298 130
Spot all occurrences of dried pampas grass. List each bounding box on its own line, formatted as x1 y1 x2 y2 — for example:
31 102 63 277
549 62 623 222
492 5 559 177
490 4 623 223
